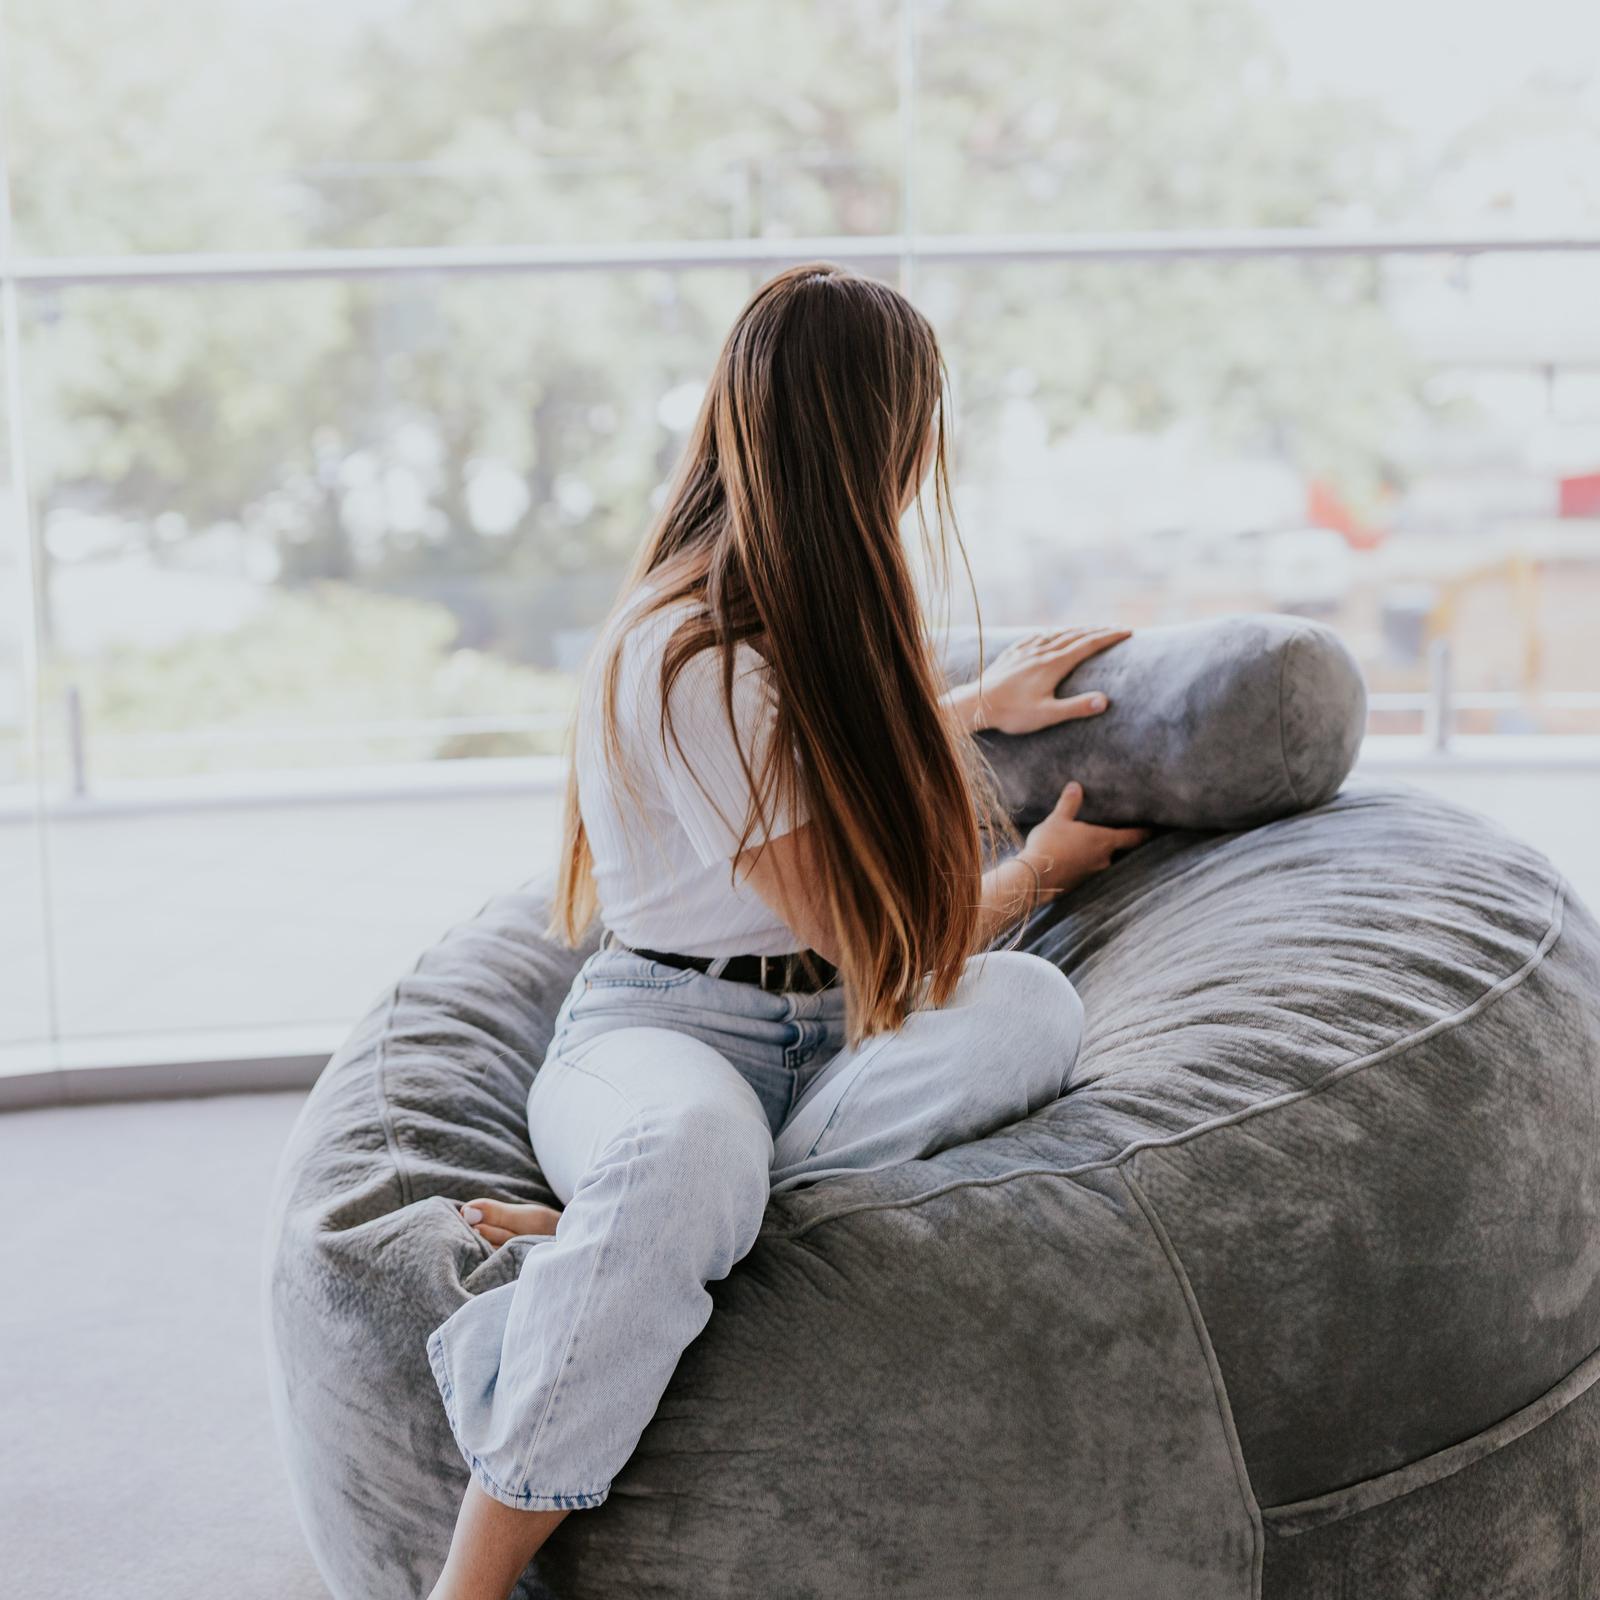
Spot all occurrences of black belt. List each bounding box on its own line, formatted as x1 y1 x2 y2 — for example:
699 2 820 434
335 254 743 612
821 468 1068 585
611 936 838 994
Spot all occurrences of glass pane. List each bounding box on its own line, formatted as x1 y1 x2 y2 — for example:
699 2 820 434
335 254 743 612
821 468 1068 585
21 269 778 782
0 289 54 1063
919 253 1600 736
914 0 1600 234
16 267 774 1040
5 0 901 256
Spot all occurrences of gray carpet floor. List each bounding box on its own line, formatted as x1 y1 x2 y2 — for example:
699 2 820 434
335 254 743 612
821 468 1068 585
0 1091 329 1600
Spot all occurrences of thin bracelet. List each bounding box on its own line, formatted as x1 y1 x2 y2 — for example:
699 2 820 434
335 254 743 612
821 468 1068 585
1013 853 1046 918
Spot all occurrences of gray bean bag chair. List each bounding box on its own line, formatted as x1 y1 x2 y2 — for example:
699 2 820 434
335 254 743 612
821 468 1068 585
263 615 1600 1599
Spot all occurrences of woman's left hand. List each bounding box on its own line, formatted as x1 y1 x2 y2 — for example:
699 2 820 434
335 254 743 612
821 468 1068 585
950 626 1132 736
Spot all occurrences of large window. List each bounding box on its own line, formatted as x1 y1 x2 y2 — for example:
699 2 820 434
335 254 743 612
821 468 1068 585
5 0 1599 1079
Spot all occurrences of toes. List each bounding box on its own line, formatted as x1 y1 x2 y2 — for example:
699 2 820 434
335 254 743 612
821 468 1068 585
458 1196 561 1241
461 1197 509 1229
468 1198 536 1232
508 1203 561 1236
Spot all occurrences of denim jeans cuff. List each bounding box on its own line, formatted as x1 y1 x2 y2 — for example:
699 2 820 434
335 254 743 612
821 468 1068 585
425 1326 612 1512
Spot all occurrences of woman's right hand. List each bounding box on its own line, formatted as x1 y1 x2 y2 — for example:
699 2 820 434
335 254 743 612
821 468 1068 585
1021 781 1150 900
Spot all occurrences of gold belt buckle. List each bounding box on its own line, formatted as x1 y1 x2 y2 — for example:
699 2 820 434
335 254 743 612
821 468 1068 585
759 953 771 991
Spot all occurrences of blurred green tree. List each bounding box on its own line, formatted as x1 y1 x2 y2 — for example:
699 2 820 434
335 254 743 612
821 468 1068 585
8 0 1414 677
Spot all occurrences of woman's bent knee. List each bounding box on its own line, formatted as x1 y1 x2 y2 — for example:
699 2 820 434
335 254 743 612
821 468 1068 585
962 950 1086 1089
967 949 1083 1026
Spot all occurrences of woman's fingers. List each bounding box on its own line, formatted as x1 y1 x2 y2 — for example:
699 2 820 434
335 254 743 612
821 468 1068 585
1047 627 1131 672
1043 690 1110 723
1027 624 1127 648
1013 624 1130 651
1006 626 1093 656
997 630 1054 654
1109 826 1152 852
459 1195 561 1247
999 625 1130 681
1018 627 1092 657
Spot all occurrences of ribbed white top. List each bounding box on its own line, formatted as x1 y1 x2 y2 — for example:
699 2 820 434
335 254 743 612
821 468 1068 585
575 583 808 957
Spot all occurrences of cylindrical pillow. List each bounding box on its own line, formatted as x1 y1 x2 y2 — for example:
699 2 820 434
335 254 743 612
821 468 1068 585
937 614 1367 830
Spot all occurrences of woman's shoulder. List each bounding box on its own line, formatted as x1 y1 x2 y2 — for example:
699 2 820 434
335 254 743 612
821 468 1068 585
610 579 697 636
606 583 768 684
586 586 701 729
604 584 697 680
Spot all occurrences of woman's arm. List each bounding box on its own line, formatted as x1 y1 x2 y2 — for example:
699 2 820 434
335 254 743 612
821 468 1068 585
736 782 1146 965
973 781 1148 948
740 624 1141 961
734 825 843 963
945 624 1147 944
973 852 1050 949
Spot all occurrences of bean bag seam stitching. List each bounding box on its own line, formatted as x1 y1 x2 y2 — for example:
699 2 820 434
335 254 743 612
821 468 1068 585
1259 1339 1600 1536
1121 1164 1265 1597
1276 626 1305 809
767 875 1568 1240
374 980 418 1210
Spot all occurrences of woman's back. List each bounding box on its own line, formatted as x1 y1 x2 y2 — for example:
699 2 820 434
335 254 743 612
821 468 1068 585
575 583 808 959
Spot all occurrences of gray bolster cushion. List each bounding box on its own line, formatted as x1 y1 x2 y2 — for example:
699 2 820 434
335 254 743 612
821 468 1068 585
938 614 1368 831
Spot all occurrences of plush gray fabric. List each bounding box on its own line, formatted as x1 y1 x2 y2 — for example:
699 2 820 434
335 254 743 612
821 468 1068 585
263 776 1600 1599
1261 1351 1600 1598
937 614 1367 828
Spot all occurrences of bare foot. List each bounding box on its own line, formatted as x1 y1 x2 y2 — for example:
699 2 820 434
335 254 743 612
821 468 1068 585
459 1197 561 1248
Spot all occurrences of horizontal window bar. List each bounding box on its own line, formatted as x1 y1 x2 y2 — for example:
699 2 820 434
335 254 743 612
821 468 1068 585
86 712 573 751
10 227 1600 287
4 734 1600 824
52 690 1600 755
0 1023 338 1110
1366 691 1600 711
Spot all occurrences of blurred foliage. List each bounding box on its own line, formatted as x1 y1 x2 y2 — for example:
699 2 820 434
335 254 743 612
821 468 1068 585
1 0 1480 772
38 583 577 779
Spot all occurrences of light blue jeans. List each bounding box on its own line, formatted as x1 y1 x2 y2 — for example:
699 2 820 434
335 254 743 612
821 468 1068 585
425 932 1085 1511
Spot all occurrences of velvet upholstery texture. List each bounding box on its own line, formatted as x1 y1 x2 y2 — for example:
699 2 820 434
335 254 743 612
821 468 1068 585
937 614 1367 829
264 776 1600 1599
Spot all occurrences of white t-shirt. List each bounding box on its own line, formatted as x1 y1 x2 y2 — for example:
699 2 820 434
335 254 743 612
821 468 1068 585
575 582 809 957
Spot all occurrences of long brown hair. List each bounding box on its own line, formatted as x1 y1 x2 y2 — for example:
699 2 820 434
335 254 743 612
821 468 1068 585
549 261 1017 1043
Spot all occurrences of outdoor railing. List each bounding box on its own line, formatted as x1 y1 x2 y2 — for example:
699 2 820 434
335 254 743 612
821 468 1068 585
14 227 1600 287
6 666 1599 820
7 230 1600 809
